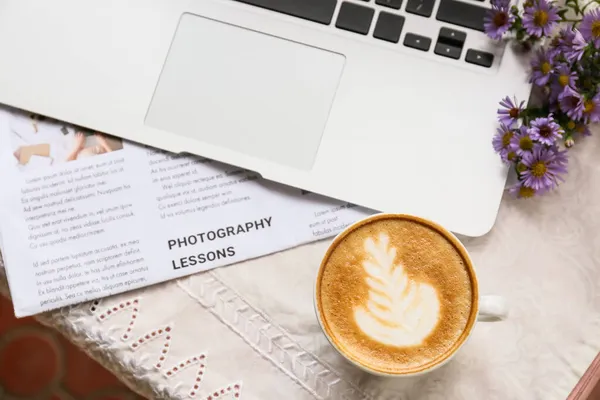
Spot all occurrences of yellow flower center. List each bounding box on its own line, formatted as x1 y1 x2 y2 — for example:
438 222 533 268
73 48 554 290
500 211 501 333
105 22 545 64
558 74 569 87
507 151 516 161
519 186 536 198
576 124 587 133
592 21 600 37
519 136 533 150
567 120 576 130
534 10 548 27
516 163 528 173
541 62 551 75
502 131 513 147
584 100 595 113
509 108 519 118
531 161 547 177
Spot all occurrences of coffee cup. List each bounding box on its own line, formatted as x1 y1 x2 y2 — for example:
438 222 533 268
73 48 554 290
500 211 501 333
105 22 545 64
314 213 507 377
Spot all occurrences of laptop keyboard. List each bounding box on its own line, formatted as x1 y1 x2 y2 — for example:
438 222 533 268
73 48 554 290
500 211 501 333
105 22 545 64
233 0 338 24
336 2 375 34
376 0 403 10
373 12 405 43
405 0 435 17
436 0 487 31
232 0 494 68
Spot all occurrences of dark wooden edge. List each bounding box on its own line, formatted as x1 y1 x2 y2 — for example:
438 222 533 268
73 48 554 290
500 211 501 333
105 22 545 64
568 353 600 400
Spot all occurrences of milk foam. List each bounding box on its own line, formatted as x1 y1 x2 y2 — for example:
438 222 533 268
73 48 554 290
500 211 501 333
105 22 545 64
354 233 441 347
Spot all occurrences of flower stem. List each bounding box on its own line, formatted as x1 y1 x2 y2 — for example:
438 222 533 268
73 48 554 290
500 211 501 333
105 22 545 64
581 0 597 13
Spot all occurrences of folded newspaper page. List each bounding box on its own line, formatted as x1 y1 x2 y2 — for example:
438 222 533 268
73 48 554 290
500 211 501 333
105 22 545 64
0 108 372 317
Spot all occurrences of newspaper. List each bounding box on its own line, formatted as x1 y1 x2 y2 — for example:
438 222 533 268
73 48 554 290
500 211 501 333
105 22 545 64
0 108 372 317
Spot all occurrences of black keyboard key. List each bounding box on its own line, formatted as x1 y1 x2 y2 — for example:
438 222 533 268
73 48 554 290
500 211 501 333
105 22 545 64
376 0 403 9
406 0 435 17
466 49 494 67
438 27 466 47
436 0 488 32
373 12 405 43
434 42 462 59
435 27 465 59
403 33 431 51
233 0 338 25
336 2 375 35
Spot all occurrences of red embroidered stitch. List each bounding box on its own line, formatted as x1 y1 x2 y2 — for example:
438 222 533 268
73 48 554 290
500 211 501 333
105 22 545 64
128 324 173 369
93 297 242 399
162 353 242 398
95 297 140 340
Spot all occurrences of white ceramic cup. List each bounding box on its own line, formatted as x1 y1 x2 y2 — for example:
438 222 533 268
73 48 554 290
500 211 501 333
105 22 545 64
314 213 508 377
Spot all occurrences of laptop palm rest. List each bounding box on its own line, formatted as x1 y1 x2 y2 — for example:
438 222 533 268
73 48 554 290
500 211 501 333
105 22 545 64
146 13 345 170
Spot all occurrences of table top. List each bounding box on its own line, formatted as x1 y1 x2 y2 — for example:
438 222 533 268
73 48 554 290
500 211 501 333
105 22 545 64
2 132 600 400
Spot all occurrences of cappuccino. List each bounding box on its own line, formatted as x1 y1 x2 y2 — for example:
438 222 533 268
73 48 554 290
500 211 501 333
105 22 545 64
315 214 477 375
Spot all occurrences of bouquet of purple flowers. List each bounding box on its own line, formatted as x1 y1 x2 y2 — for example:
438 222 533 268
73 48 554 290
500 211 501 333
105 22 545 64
486 0 600 198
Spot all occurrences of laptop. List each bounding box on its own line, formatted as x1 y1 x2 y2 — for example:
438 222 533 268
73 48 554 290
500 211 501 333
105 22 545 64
0 0 530 236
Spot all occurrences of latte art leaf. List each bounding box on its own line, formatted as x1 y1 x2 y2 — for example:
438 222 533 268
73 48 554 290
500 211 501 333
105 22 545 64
354 233 441 347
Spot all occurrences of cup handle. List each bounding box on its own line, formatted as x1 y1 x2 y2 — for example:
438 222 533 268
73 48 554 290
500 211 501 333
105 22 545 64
477 295 508 321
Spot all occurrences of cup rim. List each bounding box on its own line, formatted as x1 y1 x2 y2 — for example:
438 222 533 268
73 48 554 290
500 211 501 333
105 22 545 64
314 213 480 376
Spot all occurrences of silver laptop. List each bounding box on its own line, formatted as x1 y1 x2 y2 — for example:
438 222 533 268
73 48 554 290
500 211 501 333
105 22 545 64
0 0 530 236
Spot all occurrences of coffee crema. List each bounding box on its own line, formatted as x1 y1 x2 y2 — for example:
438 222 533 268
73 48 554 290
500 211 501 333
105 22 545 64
316 214 478 375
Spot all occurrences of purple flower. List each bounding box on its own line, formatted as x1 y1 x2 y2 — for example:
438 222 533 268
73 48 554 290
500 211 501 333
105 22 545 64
491 0 511 7
575 123 591 136
497 96 525 126
550 64 577 105
554 64 577 89
530 49 555 86
549 84 562 107
508 182 541 198
528 115 563 145
492 124 516 162
484 4 515 40
520 144 568 191
581 92 600 123
580 8 600 48
558 27 587 62
558 86 584 120
510 126 535 156
522 0 560 37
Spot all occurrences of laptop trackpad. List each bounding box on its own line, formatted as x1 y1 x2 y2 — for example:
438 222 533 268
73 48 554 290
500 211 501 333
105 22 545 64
146 13 345 170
